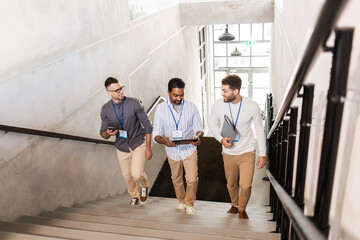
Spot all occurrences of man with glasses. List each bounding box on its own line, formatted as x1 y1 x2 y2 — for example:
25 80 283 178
153 78 204 215
100 77 152 205
208 74 266 219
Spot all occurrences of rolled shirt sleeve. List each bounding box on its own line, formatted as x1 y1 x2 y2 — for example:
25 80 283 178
135 99 153 134
208 103 223 143
192 103 204 134
152 106 164 143
252 106 266 157
99 105 110 137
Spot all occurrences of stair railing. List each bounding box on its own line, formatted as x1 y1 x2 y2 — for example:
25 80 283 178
0 95 166 145
265 0 354 239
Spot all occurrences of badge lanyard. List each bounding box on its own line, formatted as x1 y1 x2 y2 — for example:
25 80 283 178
168 100 184 130
111 100 124 129
228 97 243 129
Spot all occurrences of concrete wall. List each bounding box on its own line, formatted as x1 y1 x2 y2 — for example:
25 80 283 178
270 0 360 239
0 1 201 221
180 0 273 25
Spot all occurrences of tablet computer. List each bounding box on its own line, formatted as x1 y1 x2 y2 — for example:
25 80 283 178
172 139 198 145
221 115 236 142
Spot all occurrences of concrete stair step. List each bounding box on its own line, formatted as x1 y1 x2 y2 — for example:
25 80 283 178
89 200 272 218
56 206 276 229
17 215 269 240
0 231 66 240
71 198 272 221
40 211 279 240
73 202 272 221
0 221 159 240
108 196 271 211
0 195 279 240
89 199 272 214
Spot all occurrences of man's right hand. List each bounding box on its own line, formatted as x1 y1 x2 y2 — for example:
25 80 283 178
221 137 233 148
164 137 177 147
107 129 119 136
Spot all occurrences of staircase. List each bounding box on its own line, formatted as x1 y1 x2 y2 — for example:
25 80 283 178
0 195 280 240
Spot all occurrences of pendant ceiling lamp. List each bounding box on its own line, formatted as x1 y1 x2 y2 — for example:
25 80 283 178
218 24 235 41
231 47 242 56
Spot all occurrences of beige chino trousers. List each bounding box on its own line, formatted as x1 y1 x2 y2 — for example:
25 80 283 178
167 151 199 207
116 143 149 198
222 151 255 212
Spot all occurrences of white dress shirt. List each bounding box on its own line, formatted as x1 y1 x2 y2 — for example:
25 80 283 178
153 99 203 161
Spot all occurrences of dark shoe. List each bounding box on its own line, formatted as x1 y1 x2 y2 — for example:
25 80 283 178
227 205 239 214
130 198 139 205
239 211 249 219
139 187 148 203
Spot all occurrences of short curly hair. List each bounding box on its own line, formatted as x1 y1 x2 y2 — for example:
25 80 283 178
221 74 242 90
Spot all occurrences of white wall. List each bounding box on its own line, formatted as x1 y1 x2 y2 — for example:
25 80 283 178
0 0 201 221
180 0 273 26
270 0 360 239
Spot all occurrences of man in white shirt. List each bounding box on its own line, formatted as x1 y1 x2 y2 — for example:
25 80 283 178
153 78 204 215
208 74 266 219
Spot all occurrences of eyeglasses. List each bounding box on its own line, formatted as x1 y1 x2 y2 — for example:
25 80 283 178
108 86 125 93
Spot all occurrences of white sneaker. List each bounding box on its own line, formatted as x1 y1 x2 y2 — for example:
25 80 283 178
139 187 148 204
130 198 139 205
185 205 195 215
177 203 185 210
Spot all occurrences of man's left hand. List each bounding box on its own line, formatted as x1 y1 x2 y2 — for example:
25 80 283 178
256 156 266 169
145 148 152 161
191 137 201 146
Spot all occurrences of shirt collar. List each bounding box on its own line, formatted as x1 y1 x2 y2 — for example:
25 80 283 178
112 96 126 105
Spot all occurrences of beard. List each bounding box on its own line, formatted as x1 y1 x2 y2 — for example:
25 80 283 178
223 94 236 103
173 99 182 105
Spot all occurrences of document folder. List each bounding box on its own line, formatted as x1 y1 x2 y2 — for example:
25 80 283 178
221 115 236 142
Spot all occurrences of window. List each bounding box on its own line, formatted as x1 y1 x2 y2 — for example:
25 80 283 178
199 26 207 124
212 23 271 109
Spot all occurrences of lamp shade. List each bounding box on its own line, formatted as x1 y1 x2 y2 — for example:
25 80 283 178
231 47 242 56
218 24 235 41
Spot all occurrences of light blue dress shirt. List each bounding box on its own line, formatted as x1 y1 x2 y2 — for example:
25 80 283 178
153 99 203 161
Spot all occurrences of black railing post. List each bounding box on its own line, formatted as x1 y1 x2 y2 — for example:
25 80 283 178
280 119 290 187
276 125 283 181
269 94 274 132
286 107 298 240
285 107 298 195
276 124 283 232
313 28 354 234
294 84 315 208
280 119 290 240
270 133 277 220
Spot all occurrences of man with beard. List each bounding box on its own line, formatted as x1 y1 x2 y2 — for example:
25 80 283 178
208 74 266 219
100 77 152 205
153 78 204 215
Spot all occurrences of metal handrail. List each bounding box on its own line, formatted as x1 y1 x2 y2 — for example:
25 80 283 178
267 170 326 240
146 96 166 115
0 124 114 145
0 95 166 145
267 0 349 139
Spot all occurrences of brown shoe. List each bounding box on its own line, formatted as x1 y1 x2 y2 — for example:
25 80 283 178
238 211 249 219
227 205 239 214
130 198 139 205
139 187 148 203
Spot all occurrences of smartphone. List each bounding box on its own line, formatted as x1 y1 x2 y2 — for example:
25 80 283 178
108 127 115 132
